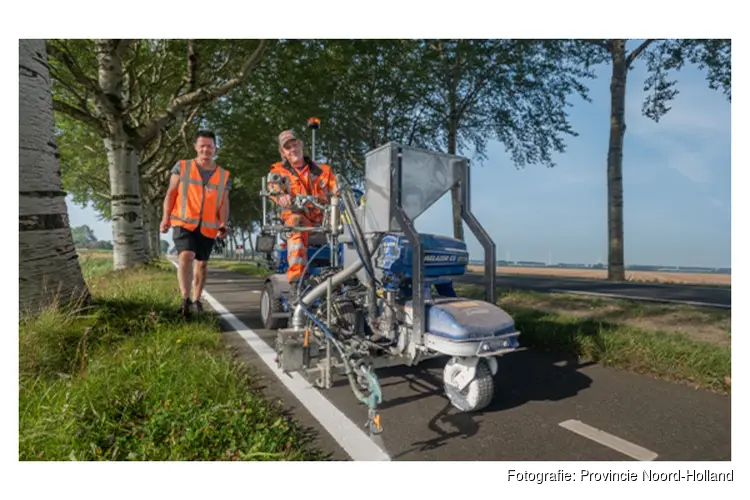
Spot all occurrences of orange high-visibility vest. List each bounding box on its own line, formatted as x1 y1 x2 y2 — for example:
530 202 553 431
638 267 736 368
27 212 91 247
170 159 230 239
267 159 336 222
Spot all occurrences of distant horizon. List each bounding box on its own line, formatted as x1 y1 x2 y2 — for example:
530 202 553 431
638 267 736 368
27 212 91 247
468 258 731 273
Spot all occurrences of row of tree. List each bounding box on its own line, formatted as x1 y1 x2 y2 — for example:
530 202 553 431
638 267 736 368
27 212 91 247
19 38 731 314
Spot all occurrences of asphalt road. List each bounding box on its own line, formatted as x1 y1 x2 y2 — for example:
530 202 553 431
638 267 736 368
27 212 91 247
458 272 732 308
198 265 731 462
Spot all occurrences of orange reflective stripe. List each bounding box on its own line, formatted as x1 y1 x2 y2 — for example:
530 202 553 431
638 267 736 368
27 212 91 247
179 160 190 220
284 214 313 282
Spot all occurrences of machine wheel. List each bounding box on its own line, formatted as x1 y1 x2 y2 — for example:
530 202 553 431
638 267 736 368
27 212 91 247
261 281 287 330
443 357 494 412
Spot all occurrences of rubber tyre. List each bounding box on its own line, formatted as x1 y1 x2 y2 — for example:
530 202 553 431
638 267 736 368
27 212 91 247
261 281 287 330
443 358 495 412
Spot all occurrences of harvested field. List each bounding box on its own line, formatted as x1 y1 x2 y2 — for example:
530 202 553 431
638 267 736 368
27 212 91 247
466 265 731 286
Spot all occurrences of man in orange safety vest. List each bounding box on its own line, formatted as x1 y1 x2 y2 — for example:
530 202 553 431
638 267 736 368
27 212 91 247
161 130 230 317
267 129 337 288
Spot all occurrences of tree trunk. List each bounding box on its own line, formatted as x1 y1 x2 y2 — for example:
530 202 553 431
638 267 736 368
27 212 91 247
248 223 255 256
106 136 147 269
141 199 150 261
19 39 90 315
93 40 148 270
141 199 161 259
448 118 463 241
607 40 628 281
447 46 464 242
150 217 161 259
231 232 239 259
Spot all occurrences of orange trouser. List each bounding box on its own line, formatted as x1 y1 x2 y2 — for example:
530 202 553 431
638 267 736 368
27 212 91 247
284 213 315 283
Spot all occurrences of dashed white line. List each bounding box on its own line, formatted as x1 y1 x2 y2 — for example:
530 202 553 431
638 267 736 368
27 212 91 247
170 260 390 461
559 419 658 461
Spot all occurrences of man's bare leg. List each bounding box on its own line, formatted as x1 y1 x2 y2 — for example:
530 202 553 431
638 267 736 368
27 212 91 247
176 250 196 317
177 250 195 302
192 259 208 307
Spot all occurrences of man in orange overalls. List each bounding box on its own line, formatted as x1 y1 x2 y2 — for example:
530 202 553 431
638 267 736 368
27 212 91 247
268 130 337 287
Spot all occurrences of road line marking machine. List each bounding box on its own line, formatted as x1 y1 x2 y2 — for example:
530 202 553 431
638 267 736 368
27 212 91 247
256 138 521 437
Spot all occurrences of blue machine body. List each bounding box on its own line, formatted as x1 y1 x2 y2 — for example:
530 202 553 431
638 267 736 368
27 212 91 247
404 297 518 343
376 233 468 283
273 232 469 284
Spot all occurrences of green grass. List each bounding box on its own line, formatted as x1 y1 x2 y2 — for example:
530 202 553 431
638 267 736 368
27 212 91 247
19 255 327 461
455 285 731 394
77 251 114 281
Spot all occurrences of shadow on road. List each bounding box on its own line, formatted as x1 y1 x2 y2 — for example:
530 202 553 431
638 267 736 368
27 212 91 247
491 350 595 409
377 350 593 459
349 349 594 412
393 401 481 458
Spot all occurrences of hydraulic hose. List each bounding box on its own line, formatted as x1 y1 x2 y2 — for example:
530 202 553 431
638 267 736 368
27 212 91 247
297 302 381 410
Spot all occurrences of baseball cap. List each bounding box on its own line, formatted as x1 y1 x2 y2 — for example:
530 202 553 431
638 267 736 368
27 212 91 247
278 130 298 148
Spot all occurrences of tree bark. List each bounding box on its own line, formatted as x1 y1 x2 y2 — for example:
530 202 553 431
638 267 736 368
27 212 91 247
448 94 463 241
248 223 255 255
91 40 148 270
141 198 161 259
19 39 90 315
105 136 147 269
607 40 628 281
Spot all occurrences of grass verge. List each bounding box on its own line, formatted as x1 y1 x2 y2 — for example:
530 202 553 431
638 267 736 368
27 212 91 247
455 285 731 394
77 250 114 281
19 254 327 461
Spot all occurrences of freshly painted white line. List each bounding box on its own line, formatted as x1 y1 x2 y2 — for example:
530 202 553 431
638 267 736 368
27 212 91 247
559 419 658 461
252 290 261 294
549 289 730 309
170 260 390 461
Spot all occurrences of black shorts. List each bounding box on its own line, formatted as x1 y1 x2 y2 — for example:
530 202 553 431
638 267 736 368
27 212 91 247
172 226 216 261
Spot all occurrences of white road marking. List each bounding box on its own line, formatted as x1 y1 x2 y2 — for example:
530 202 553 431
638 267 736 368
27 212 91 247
559 419 658 461
549 289 730 309
170 260 390 461
252 290 260 294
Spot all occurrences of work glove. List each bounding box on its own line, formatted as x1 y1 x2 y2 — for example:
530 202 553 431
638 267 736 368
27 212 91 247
277 194 293 208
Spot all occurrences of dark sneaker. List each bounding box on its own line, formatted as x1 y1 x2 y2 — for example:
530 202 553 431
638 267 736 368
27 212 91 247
179 298 192 318
193 300 204 312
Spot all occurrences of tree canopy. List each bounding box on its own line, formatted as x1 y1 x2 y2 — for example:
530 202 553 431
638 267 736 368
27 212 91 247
50 38 731 277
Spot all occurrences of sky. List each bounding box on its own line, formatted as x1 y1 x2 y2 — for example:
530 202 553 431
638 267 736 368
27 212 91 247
65 43 732 269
